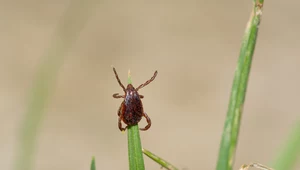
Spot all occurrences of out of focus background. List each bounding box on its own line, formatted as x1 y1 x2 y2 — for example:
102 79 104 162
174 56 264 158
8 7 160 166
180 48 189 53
1 0 299 170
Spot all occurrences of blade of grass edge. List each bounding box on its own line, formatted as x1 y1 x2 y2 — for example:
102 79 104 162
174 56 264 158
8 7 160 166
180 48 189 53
91 157 96 170
127 70 145 170
216 1 264 170
271 121 300 170
143 148 179 170
13 1 96 170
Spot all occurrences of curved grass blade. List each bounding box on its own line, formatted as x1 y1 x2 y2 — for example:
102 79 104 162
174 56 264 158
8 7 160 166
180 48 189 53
127 70 145 170
13 1 96 170
271 122 300 170
216 1 265 170
143 148 179 170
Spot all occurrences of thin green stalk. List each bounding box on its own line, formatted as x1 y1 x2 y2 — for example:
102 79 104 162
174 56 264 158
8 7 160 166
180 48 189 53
127 70 145 170
216 1 264 170
128 125 145 170
271 122 300 170
90 157 96 170
13 1 95 170
143 148 179 170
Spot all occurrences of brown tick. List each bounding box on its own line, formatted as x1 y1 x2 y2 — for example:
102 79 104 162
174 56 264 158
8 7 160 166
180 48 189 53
112 67 158 131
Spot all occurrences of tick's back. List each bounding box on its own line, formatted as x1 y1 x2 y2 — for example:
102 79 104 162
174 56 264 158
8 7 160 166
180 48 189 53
123 90 143 125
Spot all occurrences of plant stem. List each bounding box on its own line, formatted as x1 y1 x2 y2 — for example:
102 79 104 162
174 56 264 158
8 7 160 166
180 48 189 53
143 148 179 170
127 71 145 170
271 122 300 170
90 156 96 170
216 1 264 170
128 125 145 170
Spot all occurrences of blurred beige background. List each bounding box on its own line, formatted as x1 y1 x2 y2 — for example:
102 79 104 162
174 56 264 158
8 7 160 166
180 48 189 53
1 0 299 170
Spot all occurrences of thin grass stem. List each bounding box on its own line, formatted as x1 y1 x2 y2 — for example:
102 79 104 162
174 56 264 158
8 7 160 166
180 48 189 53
216 1 265 170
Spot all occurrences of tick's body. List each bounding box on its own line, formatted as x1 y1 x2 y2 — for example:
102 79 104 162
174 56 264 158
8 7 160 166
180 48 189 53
112 67 157 131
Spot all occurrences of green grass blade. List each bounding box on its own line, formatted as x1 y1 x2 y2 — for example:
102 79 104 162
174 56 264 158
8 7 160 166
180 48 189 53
127 71 145 170
128 125 145 170
13 1 95 170
271 122 300 170
216 1 264 170
143 148 179 170
90 157 96 170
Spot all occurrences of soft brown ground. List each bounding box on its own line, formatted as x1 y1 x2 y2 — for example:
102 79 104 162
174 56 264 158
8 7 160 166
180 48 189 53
1 0 299 170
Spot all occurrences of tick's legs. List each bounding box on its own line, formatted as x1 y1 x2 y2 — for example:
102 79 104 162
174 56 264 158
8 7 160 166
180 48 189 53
113 67 126 92
136 71 158 91
117 103 127 131
113 93 142 99
118 109 127 131
113 93 125 98
117 102 125 116
117 106 121 116
140 112 151 131
118 116 126 131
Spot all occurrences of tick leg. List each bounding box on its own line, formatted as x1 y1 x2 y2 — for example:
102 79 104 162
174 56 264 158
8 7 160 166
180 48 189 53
117 106 121 116
136 70 158 91
139 95 144 99
113 67 126 92
117 102 125 116
118 104 127 131
113 93 125 98
118 116 126 131
140 112 151 131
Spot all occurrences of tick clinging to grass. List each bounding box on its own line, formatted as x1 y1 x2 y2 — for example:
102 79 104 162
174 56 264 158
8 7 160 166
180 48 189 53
112 67 158 131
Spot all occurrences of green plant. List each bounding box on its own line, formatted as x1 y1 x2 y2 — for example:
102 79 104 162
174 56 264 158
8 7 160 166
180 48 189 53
15 1 300 170
127 125 145 170
216 0 264 170
271 122 300 170
142 148 178 170
90 157 96 170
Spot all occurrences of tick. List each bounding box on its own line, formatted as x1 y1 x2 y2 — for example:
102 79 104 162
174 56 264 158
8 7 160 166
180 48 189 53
112 67 158 131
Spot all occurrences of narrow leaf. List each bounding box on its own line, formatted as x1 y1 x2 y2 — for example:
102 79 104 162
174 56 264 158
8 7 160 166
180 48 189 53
90 157 96 170
216 1 265 170
272 122 300 170
143 148 179 170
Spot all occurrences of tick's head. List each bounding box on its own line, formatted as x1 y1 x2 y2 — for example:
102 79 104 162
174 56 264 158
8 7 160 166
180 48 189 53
125 84 139 98
126 84 136 91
